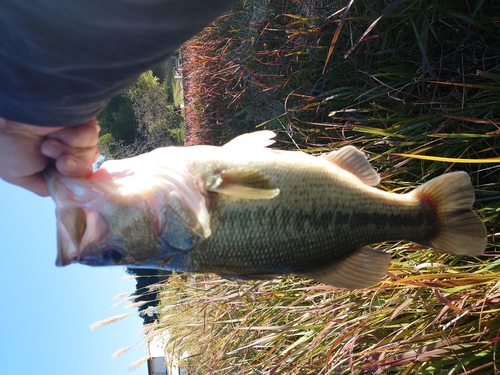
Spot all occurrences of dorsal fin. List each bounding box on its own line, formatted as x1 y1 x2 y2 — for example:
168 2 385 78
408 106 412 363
303 247 391 289
209 167 280 200
321 146 380 186
223 130 276 149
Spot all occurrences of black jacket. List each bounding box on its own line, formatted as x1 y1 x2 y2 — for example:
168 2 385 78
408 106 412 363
0 0 235 126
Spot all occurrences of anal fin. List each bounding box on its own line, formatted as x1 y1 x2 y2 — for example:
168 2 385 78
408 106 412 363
303 247 391 289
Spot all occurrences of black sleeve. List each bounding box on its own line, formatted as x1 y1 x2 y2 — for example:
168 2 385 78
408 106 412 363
0 0 236 126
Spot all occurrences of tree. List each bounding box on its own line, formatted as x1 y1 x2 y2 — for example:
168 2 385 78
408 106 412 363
127 70 181 137
96 94 137 144
97 70 184 160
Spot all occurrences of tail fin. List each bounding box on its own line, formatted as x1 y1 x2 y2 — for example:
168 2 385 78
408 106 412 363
410 171 486 256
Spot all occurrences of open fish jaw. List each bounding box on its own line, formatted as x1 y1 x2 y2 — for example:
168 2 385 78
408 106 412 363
46 155 211 266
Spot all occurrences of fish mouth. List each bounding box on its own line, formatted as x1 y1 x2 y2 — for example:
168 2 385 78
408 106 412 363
56 248 79 267
53 206 110 267
56 245 126 267
46 170 81 267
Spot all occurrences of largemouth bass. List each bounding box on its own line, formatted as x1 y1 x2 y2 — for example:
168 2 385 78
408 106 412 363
46 131 486 289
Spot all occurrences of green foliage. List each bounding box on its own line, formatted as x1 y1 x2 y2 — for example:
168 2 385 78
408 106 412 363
151 58 183 105
97 133 116 157
97 94 137 144
97 69 186 159
127 70 180 138
168 127 185 145
126 70 161 101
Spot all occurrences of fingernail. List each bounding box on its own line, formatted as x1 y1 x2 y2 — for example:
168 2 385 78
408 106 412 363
62 159 77 173
41 141 61 158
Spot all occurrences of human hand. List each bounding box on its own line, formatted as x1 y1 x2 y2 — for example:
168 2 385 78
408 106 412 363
0 118 100 196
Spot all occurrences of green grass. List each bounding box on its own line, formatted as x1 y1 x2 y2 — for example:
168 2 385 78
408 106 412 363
95 0 500 373
152 57 185 109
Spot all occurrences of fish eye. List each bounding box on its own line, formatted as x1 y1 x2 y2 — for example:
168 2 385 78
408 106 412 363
102 246 124 265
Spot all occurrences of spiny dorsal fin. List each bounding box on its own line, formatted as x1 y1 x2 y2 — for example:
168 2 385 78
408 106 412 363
303 247 391 289
223 130 276 149
321 146 380 186
209 167 280 200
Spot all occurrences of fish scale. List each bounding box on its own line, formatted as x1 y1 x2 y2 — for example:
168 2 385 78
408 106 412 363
182 172 431 276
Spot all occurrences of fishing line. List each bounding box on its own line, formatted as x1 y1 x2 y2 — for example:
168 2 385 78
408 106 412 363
474 195 500 204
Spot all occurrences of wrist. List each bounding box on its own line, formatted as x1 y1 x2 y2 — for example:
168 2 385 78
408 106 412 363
0 117 62 137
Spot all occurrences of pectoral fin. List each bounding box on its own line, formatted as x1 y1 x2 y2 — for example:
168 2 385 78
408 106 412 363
321 146 380 186
303 247 391 289
209 168 280 200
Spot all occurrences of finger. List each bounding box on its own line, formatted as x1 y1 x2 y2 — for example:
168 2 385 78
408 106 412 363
41 136 100 178
41 138 100 164
55 153 94 178
40 138 63 159
1 118 63 137
46 118 100 148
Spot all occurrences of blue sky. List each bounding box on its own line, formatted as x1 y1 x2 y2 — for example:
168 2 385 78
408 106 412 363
0 180 149 375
